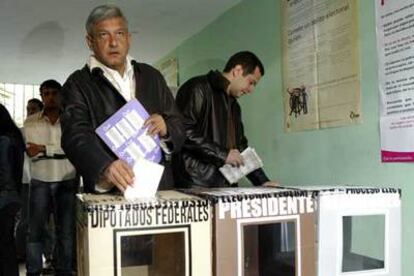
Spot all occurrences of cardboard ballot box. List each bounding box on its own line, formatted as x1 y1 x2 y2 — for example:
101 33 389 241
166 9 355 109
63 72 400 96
181 187 317 276
312 186 401 276
76 191 212 276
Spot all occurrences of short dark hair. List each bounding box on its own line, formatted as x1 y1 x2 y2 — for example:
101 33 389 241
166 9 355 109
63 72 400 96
40 79 61 93
27 98 44 110
223 51 265 76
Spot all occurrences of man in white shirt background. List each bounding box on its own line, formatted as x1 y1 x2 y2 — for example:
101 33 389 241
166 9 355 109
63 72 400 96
24 80 77 276
16 98 56 274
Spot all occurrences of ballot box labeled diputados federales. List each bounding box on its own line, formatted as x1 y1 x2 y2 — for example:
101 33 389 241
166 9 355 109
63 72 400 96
76 191 212 276
181 187 318 276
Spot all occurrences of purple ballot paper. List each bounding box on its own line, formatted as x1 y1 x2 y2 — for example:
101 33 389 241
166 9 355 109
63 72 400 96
95 99 162 166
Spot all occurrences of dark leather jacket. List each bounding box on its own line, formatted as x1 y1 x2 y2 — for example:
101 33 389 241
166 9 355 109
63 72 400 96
173 70 269 188
61 61 185 192
0 135 23 208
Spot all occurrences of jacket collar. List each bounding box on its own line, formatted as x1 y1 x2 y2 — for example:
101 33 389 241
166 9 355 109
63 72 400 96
86 59 142 77
207 70 230 95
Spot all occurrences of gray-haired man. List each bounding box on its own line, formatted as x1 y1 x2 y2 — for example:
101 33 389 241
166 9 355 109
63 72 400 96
61 5 184 194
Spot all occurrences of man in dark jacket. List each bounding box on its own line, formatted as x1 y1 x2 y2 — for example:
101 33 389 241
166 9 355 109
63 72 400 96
61 5 184 193
173 51 278 188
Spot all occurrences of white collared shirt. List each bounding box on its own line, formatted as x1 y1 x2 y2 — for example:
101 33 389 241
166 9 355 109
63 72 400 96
87 55 135 101
23 111 76 182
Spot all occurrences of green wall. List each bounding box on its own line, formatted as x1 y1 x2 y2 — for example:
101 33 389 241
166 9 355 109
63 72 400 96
158 0 413 274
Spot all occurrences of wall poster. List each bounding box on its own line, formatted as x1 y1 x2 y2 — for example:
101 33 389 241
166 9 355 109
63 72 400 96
282 0 361 132
376 0 414 162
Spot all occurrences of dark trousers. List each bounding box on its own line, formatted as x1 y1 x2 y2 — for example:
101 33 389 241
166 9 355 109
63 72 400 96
0 202 19 276
26 179 77 276
15 184 29 260
16 184 56 262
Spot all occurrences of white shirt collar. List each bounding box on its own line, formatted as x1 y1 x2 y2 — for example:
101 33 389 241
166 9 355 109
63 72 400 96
36 110 59 123
87 55 134 78
87 55 135 101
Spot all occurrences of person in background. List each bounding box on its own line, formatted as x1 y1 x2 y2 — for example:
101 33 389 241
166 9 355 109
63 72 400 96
26 99 44 117
24 80 77 276
60 4 184 193
15 98 43 262
0 104 25 276
16 98 56 274
173 51 278 188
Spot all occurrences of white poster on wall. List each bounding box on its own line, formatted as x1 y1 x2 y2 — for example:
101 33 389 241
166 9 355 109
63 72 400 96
376 0 414 162
282 0 361 132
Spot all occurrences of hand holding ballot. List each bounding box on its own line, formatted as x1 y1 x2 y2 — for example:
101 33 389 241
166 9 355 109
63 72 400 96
219 147 264 184
144 113 168 137
103 159 134 193
95 99 172 198
225 149 245 167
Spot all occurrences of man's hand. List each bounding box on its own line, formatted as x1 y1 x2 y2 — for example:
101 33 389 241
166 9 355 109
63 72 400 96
225 149 244 167
26 143 46 157
103 160 134 193
262 181 280 187
144 114 167 137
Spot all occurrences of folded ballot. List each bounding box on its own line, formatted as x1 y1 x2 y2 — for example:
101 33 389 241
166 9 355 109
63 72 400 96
123 158 165 201
219 147 264 184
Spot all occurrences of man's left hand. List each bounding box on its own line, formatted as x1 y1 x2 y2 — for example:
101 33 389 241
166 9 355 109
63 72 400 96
262 181 279 187
26 143 46 157
144 114 167 137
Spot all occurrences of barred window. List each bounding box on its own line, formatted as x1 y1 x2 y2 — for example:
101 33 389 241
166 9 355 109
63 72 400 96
0 82 40 126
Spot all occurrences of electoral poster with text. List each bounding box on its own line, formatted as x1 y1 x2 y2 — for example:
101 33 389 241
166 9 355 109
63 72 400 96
376 0 414 162
282 0 361 132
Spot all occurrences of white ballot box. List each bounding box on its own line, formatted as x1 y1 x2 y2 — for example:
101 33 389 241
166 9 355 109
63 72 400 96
76 191 212 276
181 187 317 276
313 186 401 276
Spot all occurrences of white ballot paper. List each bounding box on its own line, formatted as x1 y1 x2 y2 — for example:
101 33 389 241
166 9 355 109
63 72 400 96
124 158 165 201
219 147 264 184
